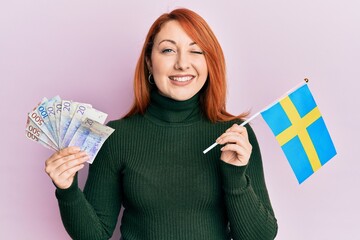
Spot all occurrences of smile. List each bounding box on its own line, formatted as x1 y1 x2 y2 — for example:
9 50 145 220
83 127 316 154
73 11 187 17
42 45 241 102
169 75 194 82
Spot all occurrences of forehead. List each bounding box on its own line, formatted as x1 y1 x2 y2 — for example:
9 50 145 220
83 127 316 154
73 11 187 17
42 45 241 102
154 20 194 44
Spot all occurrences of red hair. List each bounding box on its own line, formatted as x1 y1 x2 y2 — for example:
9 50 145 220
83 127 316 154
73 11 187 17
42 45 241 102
124 8 247 122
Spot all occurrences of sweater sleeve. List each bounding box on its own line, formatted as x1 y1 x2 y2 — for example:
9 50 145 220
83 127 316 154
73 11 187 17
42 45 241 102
220 124 278 240
55 121 122 240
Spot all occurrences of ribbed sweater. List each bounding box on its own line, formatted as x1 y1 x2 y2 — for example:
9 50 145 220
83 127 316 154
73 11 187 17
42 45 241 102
56 91 278 240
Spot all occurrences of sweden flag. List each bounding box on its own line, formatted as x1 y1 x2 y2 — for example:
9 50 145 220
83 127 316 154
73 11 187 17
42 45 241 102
261 84 337 184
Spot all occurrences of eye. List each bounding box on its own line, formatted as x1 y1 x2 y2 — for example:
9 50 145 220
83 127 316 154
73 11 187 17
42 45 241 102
161 48 175 53
191 51 204 55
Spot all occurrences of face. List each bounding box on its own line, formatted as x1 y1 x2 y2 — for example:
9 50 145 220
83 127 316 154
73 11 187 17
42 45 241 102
147 20 208 101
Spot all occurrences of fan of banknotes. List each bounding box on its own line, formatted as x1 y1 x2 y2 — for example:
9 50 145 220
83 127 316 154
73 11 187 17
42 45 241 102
25 96 115 164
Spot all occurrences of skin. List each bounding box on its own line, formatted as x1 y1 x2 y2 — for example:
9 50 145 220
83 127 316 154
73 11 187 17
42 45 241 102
45 147 89 189
217 124 253 166
45 20 252 189
146 20 208 101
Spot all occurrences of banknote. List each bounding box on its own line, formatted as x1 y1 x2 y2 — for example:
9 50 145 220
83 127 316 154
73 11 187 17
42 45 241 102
26 96 114 164
42 96 61 142
28 99 58 147
61 103 92 147
26 131 58 151
25 117 59 151
47 98 61 144
54 100 62 146
68 118 114 163
67 119 92 148
59 100 79 148
25 98 59 151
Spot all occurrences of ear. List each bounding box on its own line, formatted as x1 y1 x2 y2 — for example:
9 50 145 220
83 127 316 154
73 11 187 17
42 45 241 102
145 56 152 73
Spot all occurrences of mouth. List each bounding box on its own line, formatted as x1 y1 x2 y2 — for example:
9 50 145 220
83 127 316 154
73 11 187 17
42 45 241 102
169 75 195 82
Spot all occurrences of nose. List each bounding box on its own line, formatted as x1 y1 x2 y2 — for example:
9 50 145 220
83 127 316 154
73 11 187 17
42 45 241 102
174 52 190 70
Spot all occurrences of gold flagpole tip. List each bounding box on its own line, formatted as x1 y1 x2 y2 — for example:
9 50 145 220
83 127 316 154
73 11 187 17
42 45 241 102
304 78 309 83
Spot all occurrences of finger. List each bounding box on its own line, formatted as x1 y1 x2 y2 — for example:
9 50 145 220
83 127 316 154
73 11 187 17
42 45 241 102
222 125 248 140
238 125 249 139
217 132 249 148
226 124 249 138
225 124 240 132
47 146 82 163
221 143 252 156
49 158 86 184
55 155 89 176
221 144 252 162
45 151 88 176
217 131 253 155
51 164 85 189
46 147 85 167
58 164 85 180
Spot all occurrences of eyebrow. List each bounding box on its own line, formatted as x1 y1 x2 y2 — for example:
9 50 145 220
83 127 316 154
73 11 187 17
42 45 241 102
158 39 197 46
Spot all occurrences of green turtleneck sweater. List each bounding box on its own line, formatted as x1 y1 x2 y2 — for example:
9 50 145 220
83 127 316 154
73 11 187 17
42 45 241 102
56 91 277 240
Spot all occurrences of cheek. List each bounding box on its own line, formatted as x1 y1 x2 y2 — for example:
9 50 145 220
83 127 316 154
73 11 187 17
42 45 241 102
152 60 172 76
196 58 208 75
199 65 209 81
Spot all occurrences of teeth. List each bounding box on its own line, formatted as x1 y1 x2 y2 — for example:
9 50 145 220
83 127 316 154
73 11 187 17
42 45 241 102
170 76 193 82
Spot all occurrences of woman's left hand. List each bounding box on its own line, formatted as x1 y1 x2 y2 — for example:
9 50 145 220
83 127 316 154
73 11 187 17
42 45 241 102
216 124 253 166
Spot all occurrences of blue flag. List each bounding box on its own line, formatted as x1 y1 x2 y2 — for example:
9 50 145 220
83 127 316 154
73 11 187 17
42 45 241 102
261 83 337 184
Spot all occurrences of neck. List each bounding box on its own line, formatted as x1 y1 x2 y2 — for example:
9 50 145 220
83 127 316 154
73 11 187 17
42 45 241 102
144 90 203 125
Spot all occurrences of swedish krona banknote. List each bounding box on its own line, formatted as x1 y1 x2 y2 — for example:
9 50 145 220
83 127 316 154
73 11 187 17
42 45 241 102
26 96 114 164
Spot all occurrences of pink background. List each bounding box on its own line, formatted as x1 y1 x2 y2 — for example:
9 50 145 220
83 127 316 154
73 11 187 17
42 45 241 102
1 1 359 239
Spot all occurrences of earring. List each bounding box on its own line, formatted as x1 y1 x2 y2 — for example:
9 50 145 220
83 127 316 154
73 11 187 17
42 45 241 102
148 73 154 85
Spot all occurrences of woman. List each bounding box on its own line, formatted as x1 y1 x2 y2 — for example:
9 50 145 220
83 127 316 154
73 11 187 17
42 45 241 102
45 8 278 240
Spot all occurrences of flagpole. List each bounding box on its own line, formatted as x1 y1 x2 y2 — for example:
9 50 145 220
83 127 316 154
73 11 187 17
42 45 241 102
203 111 261 154
202 78 309 154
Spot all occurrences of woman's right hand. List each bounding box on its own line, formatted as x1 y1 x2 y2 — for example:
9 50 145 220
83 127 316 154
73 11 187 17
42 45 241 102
45 146 89 189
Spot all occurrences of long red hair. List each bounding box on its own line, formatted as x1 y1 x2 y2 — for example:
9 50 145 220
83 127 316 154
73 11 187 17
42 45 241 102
124 8 247 122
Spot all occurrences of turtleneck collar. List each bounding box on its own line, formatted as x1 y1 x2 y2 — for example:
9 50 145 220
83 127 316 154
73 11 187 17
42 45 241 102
144 90 203 125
